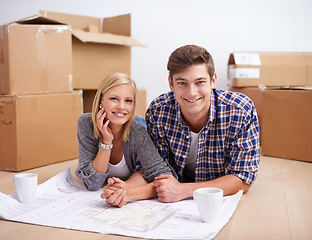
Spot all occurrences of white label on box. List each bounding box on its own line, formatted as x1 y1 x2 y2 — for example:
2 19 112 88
234 53 261 66
229 68 260 79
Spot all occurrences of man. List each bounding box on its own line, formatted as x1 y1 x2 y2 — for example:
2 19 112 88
145 45 260 203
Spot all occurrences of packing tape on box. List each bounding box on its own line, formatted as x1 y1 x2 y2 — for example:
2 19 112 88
229 68 260 79
38 25 70 34
36 25 71 91
233 53 261 65
227 67 260 87
36 26 48 91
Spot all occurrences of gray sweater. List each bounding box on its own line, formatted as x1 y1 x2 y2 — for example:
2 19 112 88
76 113 176 191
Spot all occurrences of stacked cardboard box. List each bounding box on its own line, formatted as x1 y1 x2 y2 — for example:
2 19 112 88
228 52 312 162
0 15 82 171
39 11 147 116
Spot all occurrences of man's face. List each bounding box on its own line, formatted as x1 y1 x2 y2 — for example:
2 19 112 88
169 63 216 122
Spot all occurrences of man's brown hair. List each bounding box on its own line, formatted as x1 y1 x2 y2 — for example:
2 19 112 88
167 45 215 81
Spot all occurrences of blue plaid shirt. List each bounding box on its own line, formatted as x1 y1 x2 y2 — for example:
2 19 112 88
145 89 260 185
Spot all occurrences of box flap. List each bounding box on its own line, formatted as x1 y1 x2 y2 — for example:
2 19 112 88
71 29 143 46
39 11 143 47
12 15 67 25
259 85 312 91
40 10 101 30
103 14 131 36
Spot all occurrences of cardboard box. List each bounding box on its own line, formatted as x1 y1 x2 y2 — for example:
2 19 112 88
261 88 312 162
228 52 312 87
40 11 143 90
135 90 147 117
82 89 147 117
82 90 96 113
0 15 72 95
0 91 82 171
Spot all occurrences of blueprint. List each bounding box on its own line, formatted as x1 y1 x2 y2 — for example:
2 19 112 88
0 168 243 240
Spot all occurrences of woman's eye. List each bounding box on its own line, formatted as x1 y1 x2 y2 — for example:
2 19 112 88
126 99 133 103
110 97 118 101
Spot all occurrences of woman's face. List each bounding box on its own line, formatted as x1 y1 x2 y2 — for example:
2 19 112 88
100 84 135 126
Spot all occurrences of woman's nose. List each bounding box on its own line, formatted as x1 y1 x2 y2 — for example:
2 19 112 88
118 101 125 109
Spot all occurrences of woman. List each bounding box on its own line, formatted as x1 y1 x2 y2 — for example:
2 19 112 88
76 73 176 207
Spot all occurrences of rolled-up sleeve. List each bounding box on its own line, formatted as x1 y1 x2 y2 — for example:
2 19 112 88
226 107 260 186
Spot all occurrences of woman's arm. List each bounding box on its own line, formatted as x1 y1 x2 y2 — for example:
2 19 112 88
76 114 108 191
125 171 150 187
101 171 157 207
92 107 114 173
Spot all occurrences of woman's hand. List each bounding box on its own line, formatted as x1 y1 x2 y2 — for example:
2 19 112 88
101 175 158 207
96 107 113 144
101 177 129 207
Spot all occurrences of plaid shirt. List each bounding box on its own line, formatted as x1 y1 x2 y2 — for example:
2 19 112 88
145 89 260 185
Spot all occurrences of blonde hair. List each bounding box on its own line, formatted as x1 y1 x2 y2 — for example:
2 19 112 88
91 73 137 141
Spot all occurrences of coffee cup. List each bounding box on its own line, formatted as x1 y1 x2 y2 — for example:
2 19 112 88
13 173 38 203
193 187 223 222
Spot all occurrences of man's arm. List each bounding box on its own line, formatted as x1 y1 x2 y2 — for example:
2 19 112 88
154 174 250 203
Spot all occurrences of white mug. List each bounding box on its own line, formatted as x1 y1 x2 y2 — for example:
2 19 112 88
13 173 38 203
193 187 223 222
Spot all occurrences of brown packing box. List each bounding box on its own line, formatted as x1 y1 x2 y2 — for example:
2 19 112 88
0 15 72 95
135 90 147 117
228 52 312 87
82 89 147 117
40 11 143 90
261 88 312 162
0 91 82 171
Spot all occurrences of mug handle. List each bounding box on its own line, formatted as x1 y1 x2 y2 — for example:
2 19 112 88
193 190 198 200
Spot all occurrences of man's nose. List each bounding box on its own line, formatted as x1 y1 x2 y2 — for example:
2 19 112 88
188 84 197 96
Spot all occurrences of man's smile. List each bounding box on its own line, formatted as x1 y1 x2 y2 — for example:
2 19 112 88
184 97 202 103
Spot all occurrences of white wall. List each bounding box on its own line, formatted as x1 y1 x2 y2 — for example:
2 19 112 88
1 0 312 106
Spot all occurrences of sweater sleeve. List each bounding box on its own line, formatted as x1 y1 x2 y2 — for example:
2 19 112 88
75 113 108 191
125 120 177 183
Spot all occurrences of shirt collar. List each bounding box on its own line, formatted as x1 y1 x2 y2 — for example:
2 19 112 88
208 89 217 125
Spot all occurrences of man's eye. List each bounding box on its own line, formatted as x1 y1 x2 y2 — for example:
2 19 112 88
177 82 186 85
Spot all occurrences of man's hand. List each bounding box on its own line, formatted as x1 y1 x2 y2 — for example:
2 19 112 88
154 174 187 203
101 177 128 207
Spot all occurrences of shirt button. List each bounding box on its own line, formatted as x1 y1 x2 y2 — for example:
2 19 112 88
185 135 190 139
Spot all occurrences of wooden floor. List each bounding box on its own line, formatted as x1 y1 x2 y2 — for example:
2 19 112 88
0 155 311 240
